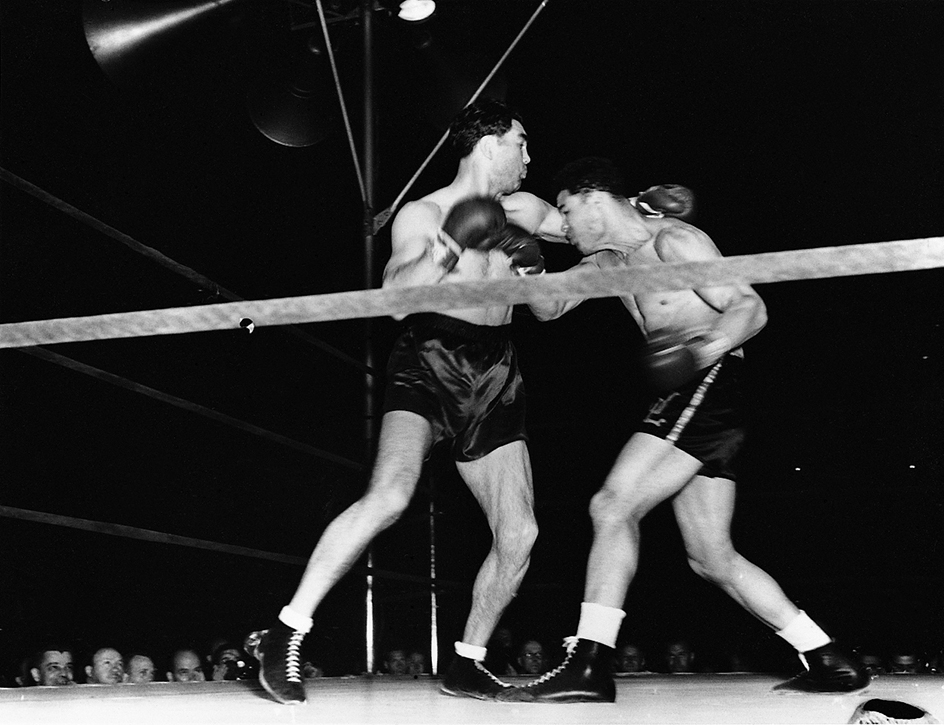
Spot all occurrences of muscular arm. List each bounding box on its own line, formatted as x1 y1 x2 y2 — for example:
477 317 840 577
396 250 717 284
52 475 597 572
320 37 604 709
500 191 568 244
655 227 768 356
383 200 459 290
526 254 606 321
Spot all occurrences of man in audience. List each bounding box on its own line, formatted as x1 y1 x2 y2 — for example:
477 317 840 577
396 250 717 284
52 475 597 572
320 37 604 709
517 640 548 676
167 648 206 682
29 646 76 686
84 647 125 684
125 652 157 683
613 642 647 674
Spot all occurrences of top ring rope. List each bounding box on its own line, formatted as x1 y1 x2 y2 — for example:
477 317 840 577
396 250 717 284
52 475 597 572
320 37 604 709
1 237 941 349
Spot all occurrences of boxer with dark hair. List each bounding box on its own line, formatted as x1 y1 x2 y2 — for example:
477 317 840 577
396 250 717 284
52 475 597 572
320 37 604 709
497 156 867 703
245 99 559 706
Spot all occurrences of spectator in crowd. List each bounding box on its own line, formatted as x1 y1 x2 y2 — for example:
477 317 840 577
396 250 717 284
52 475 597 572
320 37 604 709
856 648 886 678
29 646 76 686
516 640 548 676
382 649 409 675
302 661 324 678
407 651 427 677
125 652 157 684
660 638 698 674
85 647 125 685
210 642 251 682
167 648 206 682
484 626 518 676
887 648 922 674
613 642 647 674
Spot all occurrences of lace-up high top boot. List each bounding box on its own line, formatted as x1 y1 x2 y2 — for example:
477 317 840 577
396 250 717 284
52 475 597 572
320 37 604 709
440 655 514 699
775 642 870 692
496 638 615 704
244 623 307 704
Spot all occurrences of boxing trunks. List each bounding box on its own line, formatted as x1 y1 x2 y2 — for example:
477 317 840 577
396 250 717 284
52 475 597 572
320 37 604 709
637 353 745 481
383 313 527 462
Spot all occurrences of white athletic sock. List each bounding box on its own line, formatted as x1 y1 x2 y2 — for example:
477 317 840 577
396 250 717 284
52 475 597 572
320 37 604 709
454 641 487 662
776 610 831 653
575 602 625 649
279 605 313 634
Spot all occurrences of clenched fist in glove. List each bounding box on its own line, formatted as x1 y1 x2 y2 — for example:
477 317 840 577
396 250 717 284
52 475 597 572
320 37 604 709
492 224 546 276
633 184 695 220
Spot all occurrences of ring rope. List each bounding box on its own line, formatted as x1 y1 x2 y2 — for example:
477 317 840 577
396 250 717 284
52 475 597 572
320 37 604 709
0 167 378 375
0 505 468 589
1 237 941 350
19 346 366 471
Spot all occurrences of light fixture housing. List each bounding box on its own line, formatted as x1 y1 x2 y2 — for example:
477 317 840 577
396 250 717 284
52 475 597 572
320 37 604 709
398 0 435 23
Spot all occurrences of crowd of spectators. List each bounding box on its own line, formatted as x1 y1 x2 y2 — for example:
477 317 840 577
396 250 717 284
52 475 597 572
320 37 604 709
3 628 941 689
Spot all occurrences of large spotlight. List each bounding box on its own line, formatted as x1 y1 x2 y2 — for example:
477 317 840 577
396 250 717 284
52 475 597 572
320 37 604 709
398 0 435 22
82 0 244 84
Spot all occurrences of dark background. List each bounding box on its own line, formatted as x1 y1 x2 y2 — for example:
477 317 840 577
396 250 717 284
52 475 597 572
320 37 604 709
1 0 942 678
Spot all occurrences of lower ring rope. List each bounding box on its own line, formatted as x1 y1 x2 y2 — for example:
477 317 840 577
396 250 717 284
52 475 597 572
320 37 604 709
1 237 941 349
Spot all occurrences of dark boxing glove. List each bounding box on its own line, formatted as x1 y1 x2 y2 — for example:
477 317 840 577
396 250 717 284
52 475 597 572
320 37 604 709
640 329 730 392
492 224 546 275
634 184 695 220
442 197 507 251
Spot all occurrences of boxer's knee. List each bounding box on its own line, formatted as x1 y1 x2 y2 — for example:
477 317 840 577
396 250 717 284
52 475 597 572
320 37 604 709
686 541 738 585
495 514 537 563
589 486 640 529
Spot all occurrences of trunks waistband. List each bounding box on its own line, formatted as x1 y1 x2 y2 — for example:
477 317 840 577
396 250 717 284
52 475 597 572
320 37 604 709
404 313 512 343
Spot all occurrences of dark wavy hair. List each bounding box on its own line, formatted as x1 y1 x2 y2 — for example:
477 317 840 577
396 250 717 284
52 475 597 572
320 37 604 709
448 99 523 158
553 156 628 198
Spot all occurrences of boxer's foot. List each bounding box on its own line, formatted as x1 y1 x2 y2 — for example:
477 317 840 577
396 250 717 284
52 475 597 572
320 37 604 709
496 638 615 704
440 655 512 699
245 623 307 704
775 642 869 692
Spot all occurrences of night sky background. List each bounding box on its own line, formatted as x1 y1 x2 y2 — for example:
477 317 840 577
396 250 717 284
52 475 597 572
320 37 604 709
1 0 942 680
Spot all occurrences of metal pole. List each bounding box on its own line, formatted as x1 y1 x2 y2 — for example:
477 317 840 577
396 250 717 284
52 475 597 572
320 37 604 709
361 0 378 677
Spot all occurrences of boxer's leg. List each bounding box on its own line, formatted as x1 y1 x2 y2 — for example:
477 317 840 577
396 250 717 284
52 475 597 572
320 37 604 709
498 433 703 703
246 411 432 705
673 474 868 692
441 439 537 699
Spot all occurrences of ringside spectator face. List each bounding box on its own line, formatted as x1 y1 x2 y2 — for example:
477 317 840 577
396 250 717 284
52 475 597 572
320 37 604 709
33 650 75 686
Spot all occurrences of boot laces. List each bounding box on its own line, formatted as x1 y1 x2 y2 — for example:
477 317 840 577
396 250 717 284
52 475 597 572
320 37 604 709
523 636 579 688
284 630 304 683
473 659 512 688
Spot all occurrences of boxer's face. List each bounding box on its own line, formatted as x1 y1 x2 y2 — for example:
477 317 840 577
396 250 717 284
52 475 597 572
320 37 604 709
556 190 602 255
493 120 529 194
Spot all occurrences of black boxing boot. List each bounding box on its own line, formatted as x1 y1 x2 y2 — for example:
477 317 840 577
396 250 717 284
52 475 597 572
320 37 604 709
496 638 615 704
775 642 870 692
440 655 513 699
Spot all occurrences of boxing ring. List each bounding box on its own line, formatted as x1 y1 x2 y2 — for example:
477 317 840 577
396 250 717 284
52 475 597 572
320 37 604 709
3 1 944 722
2 674 941 725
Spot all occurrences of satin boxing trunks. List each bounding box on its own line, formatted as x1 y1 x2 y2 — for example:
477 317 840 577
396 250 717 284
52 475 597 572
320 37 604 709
383 313 527 462
637 354 746 481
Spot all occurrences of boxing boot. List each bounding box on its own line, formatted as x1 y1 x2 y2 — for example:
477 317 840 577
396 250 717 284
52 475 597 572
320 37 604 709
496 638 615 704
244 623 307 705
776 641 870 692
439 655 513 699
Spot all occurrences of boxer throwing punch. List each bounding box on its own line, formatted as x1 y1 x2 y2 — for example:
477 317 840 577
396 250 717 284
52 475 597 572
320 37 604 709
244 99 566 706
497 157 867 703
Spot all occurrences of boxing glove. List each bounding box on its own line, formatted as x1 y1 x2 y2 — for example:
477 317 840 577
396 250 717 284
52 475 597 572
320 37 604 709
442 197 507 251
634 184 695 220
640 329 729 391
640 330 700 392
492 224 546 275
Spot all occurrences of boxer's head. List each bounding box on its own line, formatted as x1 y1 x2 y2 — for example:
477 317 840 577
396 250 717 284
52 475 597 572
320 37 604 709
449 99 523 159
